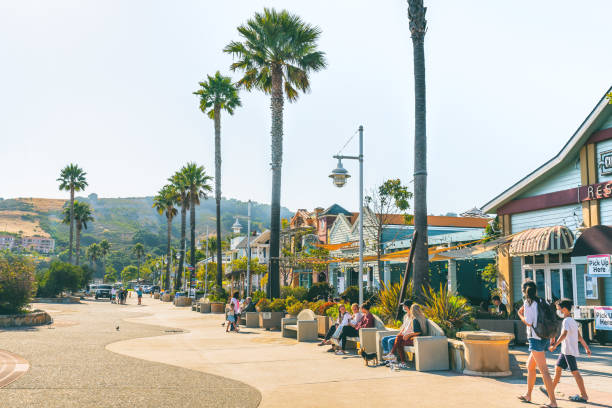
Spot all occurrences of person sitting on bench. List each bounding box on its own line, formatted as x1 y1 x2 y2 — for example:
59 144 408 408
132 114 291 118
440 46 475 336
336 303 375 355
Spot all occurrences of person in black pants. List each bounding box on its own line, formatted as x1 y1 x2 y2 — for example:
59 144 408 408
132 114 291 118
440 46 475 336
336 303 375 355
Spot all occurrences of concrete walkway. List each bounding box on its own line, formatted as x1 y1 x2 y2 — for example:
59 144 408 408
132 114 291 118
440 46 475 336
106 297 612 408
0 299 260 408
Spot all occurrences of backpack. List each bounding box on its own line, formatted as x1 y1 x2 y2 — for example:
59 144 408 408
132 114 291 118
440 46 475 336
533 297 561 339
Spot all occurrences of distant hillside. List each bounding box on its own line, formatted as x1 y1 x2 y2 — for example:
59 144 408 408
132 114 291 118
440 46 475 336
0 196 293 253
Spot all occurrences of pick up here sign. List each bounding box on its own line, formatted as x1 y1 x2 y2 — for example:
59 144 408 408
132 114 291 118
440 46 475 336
587 254 612 277
594 306 612 331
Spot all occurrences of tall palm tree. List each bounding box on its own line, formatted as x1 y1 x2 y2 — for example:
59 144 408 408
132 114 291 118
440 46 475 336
132 243 146 282
194 72 241 290
61 201 94 266
407 0 429 299
169 170 189 291
86 243 101 274
153 184 178 291
57 164 88 264
99 239 111 274
181 163 212 293
224 8 327 298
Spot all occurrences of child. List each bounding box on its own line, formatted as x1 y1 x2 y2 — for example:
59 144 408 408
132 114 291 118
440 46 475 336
547 298 591 403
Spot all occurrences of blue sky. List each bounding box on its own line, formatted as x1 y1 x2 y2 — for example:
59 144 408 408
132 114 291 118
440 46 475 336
1 0 611 215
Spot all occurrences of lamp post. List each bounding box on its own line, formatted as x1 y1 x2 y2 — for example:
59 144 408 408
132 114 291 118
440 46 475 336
204 225 209 297
246 200 252 297
329 125 364 305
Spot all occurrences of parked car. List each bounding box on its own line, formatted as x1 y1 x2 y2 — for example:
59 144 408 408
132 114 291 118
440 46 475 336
87 284 97 296
95 284 112 300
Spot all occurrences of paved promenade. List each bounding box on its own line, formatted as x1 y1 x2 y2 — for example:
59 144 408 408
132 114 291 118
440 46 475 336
0 299 260 408
108 298 612 408
2 296 611 407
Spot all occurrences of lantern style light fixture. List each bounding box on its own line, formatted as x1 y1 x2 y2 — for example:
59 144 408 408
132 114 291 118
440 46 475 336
329 158 351 187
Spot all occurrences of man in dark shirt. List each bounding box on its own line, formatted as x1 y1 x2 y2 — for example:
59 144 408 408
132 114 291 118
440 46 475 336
492 295 508 318
337 303 375 353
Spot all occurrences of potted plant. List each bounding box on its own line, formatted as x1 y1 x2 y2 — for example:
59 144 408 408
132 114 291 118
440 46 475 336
258 298 284 329
209 288 227 314
286 301 306 318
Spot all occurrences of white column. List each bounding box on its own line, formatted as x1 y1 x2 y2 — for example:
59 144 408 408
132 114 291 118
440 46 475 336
448 259 458 293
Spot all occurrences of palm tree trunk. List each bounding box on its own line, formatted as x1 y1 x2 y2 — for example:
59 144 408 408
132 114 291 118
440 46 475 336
176 205 187 291
408 0 428 300
214 106 223 291
75 223 81 266
190 194 196 293
69 187 75 264
165 216 172 291
268 64 283 299
137 257 141 282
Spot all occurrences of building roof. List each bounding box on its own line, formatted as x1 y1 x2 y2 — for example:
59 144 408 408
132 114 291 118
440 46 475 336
482 87 612 214
365 213 490 228
460 207 488 218
318 203 352 217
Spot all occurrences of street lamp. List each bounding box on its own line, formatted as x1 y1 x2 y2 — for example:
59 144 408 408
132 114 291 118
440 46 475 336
329 125 364 305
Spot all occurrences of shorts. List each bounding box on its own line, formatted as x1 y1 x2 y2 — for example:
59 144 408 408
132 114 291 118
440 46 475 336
235 313 241 322
227 314 236 323
528 338 550 352
556 354 578 372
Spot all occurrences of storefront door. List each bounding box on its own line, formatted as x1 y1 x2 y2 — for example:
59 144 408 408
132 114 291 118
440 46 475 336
522 254 577 302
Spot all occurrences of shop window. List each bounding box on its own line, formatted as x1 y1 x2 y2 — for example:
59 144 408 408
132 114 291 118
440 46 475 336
585 276 598 299
550 269 561 300
561 253 571 263
535 269 545 295
548 253 560 263
562 269 573 299
524 269 534 281
534 255 545 264
524 256 534 265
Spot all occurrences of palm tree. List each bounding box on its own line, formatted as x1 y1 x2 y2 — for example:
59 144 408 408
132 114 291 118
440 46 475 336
86 243 101 274
57 164 88 264
194 72 241 290
407 0 429 299
132 243 146 282
169 170 189 291
153 185 178 291
61 201 94 266
181 163 212 293
99 239 111 273
224 8 327 298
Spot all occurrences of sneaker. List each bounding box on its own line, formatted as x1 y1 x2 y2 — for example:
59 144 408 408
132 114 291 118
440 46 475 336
326 347 336 353
335 350 347 355
382 353 395 360
398 362 409 369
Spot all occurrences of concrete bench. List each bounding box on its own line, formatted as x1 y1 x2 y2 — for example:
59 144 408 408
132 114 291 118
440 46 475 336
282 309 318 342
403 319 449 372
332 315 387 355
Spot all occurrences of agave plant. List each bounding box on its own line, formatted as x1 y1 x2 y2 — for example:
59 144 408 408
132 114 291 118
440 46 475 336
422 283 475 337
374 281 414 324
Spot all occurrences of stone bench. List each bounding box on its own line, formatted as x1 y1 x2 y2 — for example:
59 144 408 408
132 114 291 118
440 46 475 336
281 309 318 342
403 319 449 372
332 315 387 355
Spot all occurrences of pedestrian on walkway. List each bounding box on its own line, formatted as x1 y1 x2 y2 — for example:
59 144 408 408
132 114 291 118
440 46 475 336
547 298 591 403
137 286 143 305
230 292 240 332
517 280 557 408
111 286 117 304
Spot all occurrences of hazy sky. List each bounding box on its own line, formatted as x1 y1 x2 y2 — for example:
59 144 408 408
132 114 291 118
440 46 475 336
2 1 611 215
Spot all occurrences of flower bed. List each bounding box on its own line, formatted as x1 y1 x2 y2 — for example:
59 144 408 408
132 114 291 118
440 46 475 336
0 310 53 328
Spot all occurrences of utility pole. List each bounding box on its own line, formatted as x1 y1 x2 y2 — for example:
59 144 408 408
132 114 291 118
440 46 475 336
246 200 252 296
205 225 209 297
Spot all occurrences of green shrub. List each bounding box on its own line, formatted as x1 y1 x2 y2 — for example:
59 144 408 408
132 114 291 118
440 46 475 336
208 286 228 302
256 298 272 312
341 286 359 304
0 252 36 314
270 298 286 312
287 301 307 315
326 304 339 318
251 290 266 303
316 301 335 316
422 284 475 338
309 299 324 313
280 286 308 301
285 295 299 307
374 281 414 324
36 260 82 298
307 282 334 301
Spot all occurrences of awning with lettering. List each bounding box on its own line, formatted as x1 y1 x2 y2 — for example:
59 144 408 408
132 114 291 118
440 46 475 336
509 225 574 256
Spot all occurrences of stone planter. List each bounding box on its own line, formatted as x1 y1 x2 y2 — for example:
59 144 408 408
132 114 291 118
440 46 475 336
448 339 466 374
456 331 515 377
161 293 174 302
316 315 331 337
259 311 283 330
246 312 260 328
174 297 192 307
199 303 211 313
0 310 53 328
153 293 160 299
476 319 527 345
210 302 225 314
34 296 80 304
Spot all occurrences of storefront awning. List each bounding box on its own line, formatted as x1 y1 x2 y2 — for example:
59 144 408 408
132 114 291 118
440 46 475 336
571 225 612 257
509 225 574 256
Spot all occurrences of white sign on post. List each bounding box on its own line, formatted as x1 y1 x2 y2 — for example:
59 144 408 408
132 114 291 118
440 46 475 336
587 254 612 277
594 306 612 331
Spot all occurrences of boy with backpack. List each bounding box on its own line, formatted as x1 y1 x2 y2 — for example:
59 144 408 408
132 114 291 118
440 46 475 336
547 298 591 403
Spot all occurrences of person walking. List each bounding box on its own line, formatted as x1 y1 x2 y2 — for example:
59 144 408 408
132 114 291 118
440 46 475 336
547 298 591 403
137 286 143 305
517 280 557 408
230 292 241 332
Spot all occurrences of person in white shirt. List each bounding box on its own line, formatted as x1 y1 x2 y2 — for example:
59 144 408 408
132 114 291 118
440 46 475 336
517 280 557 407
548 298 591 403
